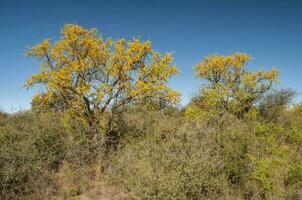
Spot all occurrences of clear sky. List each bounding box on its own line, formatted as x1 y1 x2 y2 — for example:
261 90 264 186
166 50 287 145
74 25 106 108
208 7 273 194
0 0 301 112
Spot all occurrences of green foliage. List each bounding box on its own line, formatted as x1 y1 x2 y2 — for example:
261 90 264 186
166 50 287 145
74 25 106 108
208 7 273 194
0 112 67 199
286 163 302 186
0 110 8 126
105 113 229 200
285 163 302 200
1 100 302 199
286 120 302 146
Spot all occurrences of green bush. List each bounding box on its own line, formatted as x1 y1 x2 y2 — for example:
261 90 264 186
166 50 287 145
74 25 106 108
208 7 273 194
286 163 302 186
285 163 302 200
0 110 8 126
0 111 67 199
103 109 302 200
1 99 302 199
105 113 230 200
63 117 101 168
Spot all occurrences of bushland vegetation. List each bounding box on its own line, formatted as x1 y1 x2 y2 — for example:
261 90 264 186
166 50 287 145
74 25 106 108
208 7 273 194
1 24 301 200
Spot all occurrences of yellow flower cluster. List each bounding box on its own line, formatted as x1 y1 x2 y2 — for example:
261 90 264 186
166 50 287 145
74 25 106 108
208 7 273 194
194 53 279 118
26 24 181 123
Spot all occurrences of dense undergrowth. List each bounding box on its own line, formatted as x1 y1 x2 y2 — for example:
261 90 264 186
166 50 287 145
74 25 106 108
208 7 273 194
0 103 301 200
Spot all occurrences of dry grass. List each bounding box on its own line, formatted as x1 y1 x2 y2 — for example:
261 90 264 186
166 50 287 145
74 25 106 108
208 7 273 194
51 162 128 200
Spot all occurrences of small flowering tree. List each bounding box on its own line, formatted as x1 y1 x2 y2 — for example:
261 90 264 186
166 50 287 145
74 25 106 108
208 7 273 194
194 53 279 118
26 24 180 135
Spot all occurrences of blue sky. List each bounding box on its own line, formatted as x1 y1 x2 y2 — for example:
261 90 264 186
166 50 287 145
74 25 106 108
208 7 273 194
0 0 301 112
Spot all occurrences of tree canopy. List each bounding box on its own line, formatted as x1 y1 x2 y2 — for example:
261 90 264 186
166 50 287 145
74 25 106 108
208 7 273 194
26 24 180 131
194 53 279 118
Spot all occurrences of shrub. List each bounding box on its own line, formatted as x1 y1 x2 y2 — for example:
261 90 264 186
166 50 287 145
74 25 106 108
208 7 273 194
0 110 8 125
0 111 67 199
286 163 302 186
258 88 296 122
105 112 230 200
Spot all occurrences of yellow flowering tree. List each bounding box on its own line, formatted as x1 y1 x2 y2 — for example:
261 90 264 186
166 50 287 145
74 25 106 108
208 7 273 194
194 53 279 118
26 24 180 134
